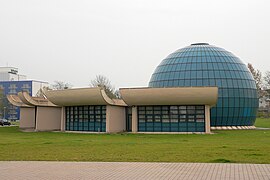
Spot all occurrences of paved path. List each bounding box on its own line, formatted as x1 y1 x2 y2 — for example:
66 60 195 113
1 161 270 180
256 127 270 130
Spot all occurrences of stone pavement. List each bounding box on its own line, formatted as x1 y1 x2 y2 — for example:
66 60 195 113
1 161 270 180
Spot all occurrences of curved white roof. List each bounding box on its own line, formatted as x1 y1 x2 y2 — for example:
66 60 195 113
120 87 218 107
44 87 127 106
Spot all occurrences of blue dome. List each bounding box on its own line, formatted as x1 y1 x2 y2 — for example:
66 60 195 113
149 43 258 126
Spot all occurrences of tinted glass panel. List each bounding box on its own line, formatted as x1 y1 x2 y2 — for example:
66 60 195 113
137 105 205 132
149 44 258 126
65 105 106 132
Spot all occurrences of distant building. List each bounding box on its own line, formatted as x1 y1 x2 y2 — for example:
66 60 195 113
0 67 27 81
259 90 270 108
0 67 48 120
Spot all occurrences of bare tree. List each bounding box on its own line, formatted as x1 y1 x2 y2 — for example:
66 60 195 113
52 81 72 90
263 72 270 118
90 75 119 99
114 89 121 99
36 86 52 97
264 71 270 89
248 63 265 98
0 88 4 118
248 63 263 89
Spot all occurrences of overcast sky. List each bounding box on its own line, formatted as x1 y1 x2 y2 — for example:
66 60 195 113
0 0 269 88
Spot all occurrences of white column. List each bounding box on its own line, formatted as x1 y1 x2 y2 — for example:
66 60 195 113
35 107 38 131
132 106 138 133
205 105 211 134
60 107 66 131
106 105 111 133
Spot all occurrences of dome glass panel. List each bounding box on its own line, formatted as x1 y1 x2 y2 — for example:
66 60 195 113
149 44 258 126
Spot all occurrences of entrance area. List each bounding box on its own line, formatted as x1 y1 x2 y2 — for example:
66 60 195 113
125 107 132 132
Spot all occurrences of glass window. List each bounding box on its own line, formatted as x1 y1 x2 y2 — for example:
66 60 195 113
188 116 195 122
197 71 203 77
196 118 204 122
154 115 161 122
162 115 169 122
179 106 186 109
208 71 215 78
196 115 205 119
191 80 196 86
184 79 191 86
190 71 196 78
171 115 178 122
197 79 203 86
196 110 204 114
187 106 195 109
65 105 106 132
146 115 153 122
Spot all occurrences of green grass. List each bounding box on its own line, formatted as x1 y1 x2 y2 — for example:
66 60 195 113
255 118 270 128
10 121 19 126
0 118 269 163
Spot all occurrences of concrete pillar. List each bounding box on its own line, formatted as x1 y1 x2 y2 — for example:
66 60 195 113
19 107 36 129
34 106 38 131
106 105 110 133
60 107 65 131
105 105 126 133
131 106 138 133
205 105 211 134
35 107 62 131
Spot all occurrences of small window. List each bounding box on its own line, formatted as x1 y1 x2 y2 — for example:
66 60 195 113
196 115 205 119
179 106 186 110
188 118 195 122
180 110 187 114
154 115 161 122
196 118 204 122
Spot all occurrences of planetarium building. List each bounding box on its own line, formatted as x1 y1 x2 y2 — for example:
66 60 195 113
149 43 258 127
8 43 258 134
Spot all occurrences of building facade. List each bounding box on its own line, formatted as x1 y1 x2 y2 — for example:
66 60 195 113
0 67 48 120
6 44 259 133
0 67 27 81
120 87 217 133
8 87 219 133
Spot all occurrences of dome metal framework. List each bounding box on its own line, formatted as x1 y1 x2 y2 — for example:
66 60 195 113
149 43 258 126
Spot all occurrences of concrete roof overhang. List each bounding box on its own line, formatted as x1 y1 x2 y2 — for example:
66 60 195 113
17 91 57 107
119 87 218 107
7 94 33 108
44 87 127 106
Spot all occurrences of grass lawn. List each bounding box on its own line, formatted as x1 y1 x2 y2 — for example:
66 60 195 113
0 118 269 163
255 118 270 128
10 121 20 126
